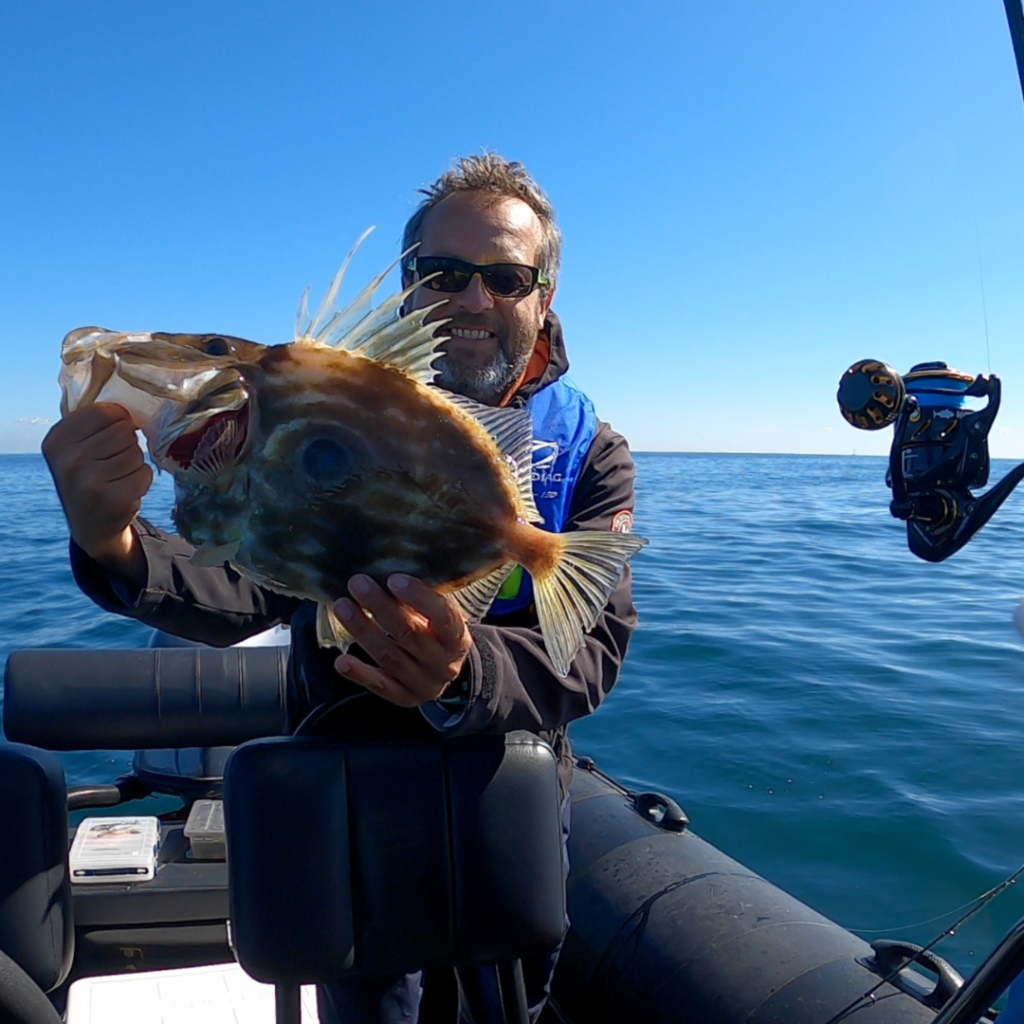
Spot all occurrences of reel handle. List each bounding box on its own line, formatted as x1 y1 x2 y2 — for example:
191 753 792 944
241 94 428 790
837 359 905 430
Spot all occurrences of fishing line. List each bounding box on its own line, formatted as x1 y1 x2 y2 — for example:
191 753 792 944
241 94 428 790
941 0 994 375
293 692 372 735
847 887 1012 936
975 238 993 376
821 859 1024 1024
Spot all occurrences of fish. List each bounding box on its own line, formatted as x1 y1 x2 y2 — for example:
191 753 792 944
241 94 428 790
58 233 648 677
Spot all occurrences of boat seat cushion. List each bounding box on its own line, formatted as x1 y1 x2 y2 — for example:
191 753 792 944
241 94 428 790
225 731 566 984
0 743 74 993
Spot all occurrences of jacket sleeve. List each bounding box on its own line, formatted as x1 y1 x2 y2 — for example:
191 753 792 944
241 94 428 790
422 420 640 736
70 516 300 647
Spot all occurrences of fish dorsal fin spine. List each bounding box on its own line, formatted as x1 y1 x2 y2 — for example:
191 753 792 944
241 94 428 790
448 562 517 622
442 392 542 524
308 226 376 340
292 232 447 386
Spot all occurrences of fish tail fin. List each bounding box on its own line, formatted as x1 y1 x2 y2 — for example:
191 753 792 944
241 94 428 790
529 529 648 677
316 601 354 652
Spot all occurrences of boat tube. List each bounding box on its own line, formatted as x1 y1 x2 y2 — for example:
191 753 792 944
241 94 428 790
0 648 1006 1022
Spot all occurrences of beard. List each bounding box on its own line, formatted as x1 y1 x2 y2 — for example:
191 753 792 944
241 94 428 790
433 335 534 404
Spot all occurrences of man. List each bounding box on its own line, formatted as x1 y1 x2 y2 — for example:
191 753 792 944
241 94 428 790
43 154 639 1022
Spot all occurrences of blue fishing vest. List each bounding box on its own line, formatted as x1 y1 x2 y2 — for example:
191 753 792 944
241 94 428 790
489 376 598 617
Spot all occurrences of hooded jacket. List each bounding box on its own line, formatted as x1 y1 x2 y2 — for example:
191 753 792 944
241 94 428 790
70 312 639 787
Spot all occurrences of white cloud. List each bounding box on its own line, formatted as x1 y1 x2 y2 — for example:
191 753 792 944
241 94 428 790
18 416 51 426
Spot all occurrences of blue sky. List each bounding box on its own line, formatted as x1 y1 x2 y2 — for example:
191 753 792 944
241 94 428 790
2 1 1023 456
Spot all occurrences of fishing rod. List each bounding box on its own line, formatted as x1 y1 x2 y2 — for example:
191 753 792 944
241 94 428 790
820 860 1024 1024
1005 0 1024 109
818 6 1024 1022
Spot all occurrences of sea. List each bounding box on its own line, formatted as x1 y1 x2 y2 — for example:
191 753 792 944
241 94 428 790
4 450 1024 980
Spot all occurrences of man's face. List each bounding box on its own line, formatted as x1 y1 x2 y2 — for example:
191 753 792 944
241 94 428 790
407 192 555 405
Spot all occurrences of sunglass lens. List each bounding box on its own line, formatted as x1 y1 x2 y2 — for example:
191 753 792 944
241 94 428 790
482 265 535 297
418 258 469 293
427 270 470 292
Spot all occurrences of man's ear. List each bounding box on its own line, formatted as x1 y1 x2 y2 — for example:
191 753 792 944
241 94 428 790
539 285 557 326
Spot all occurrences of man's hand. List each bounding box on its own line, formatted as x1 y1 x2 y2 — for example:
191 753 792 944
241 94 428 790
42 403 152 588
333 574 472 707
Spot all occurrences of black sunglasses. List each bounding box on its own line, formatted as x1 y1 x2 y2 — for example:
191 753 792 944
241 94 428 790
406 256 549 299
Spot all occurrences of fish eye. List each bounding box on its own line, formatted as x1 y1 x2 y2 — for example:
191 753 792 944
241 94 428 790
302 438 357 487
202 336 231 356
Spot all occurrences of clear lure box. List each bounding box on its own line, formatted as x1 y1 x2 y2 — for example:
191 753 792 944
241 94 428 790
183 799 226 860
69 816 160 884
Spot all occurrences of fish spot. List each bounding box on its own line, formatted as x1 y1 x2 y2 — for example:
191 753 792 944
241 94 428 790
303 437 358 486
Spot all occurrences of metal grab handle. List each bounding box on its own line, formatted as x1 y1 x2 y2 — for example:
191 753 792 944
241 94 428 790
633 791 690 832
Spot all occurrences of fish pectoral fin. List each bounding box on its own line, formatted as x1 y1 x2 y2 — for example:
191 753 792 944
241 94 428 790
317 602 355 652
530 529 649 678
189 540 241 567
448 562 517 623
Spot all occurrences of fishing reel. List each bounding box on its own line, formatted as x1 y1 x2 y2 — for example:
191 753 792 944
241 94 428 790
837 359 1024 563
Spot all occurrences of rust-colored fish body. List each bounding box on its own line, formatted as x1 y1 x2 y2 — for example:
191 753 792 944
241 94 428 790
176 341 524 602
59 240 647 674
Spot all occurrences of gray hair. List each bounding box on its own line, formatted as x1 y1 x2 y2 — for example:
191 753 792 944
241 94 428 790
401 154 561 294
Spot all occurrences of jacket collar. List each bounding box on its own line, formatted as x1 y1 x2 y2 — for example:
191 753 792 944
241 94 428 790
505 311 569 408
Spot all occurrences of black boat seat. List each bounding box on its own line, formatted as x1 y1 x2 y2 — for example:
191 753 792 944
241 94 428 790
224 731 566 1022
0 743 73 1023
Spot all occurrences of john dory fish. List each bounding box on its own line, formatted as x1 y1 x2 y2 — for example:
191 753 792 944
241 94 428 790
58 238 647 677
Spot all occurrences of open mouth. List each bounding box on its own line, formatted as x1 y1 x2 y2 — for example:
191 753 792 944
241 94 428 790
166 406 249 476
445 327 497 341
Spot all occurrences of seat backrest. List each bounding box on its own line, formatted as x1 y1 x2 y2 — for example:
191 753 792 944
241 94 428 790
0 744 74 993
225 731 566 984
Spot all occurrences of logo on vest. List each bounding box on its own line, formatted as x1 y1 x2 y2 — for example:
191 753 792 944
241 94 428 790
531 439 564 485
611 510 634 534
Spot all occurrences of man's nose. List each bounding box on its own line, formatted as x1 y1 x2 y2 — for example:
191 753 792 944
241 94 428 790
455 273 494 313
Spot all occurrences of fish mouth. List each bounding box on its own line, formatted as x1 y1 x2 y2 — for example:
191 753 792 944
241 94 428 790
164 406 250 476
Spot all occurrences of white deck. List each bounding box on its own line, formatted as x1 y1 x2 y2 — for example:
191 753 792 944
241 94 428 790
66 962 318 1023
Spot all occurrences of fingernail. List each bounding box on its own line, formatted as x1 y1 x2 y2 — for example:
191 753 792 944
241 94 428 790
335 656 351 675
351 575 371 597
389 574 410 591
335 599 354 621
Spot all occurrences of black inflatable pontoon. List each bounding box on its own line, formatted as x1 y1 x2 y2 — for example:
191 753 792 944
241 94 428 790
0 648 1017 1023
